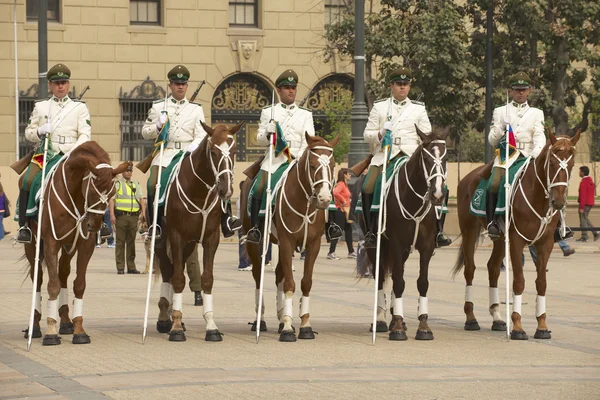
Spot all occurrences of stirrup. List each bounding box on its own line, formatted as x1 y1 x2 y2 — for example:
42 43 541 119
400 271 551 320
148 224 162 240
363 232 377 248
328 224 343 240
227 217 242 232
486 221 500 239
17 226 32 244
246 227 262 244
99 223 112 239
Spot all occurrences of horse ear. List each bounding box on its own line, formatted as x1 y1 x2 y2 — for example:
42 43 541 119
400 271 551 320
112 161 131 177
415 124 430 143
436 126 450 140
548 126 557 145
571 128 581 146
201 121 214 137
328 133 341 148
229 121 245 135
88 161 99 177
305 132 315 145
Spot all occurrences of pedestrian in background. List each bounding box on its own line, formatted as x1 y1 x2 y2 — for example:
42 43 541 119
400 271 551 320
577 166 598 242
327 168 356 260
0 181 9 241
97 209 115 248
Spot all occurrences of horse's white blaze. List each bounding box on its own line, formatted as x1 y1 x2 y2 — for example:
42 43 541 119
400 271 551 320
59 288 68 308
255 289 265 316
418 296 428 317
465 285 474 303
172 292 183 312
536 295 546 317
35 292 41 314
217 142 233 198
392 297 404 317
489 287 500 307
47 299 58 322
376 290 386 320
299 296 310 317
433 147 443 200
512 294 523 315
73 298 83 319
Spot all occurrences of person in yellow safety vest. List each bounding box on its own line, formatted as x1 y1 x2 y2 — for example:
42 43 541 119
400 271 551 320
109 165 146 274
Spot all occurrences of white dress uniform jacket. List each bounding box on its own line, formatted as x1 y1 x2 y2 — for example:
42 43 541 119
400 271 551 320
142 96 207 167
256 102 315 173
363 97 432 166
489 101 545 160
25 95 91 154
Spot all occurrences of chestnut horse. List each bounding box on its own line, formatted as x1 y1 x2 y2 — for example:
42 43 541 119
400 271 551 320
155 122 241 342
452 130 580 340
356 127 448 341
240 133 338 342
22 141 130 345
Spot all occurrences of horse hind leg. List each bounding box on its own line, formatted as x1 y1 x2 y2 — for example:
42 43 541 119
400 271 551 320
297 237 320 340
459 219 481 332
58 251 75 335
488 240 506 331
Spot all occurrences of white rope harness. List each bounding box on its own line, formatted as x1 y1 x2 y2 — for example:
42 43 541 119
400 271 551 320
389 140 447 253
510 138 573 245
168 136 235 243
47 158 113 254
277 145 334 252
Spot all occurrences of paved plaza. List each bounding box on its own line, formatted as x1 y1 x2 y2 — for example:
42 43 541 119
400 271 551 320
0 237 599 399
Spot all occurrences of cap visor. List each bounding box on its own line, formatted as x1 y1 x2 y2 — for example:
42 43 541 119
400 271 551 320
511 84 529 89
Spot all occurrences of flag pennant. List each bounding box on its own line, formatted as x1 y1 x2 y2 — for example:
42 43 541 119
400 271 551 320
32 137 54 168
273 121 292 162
495 124 518 163
381 117 392 161
152 113 170 157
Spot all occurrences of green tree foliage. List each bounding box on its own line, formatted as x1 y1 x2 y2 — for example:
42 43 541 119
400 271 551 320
317 93 353 164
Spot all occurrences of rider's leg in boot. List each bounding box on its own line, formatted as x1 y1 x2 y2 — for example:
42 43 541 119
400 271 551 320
17 189 32 243
363 193 377 248
436 217 452 247
221 201 242 238
246 197 262 244
486 191 500 240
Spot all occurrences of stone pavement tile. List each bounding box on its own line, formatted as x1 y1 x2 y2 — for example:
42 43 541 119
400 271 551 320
0 381 54 398
0 363 27 382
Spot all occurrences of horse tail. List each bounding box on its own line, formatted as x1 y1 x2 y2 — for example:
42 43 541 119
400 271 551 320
451 236 466 279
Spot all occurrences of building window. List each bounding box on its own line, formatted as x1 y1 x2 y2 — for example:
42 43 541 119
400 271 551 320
26 0 60 22
325 0 350 26
229 0 258 27
130 0 161 25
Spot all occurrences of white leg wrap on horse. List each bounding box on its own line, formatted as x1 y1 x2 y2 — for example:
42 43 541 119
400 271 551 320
47 299 58 322
172 293 183 312
489 287 499 307
536 295 546 317
168 284 174 304
299 296 309 317
255 289 265 315
276 281 284 318
203 293 214 315
72 298 83 319
465 285 474 303
160 282 170 300
59 288 68 308
392 297 404 317
512 294 522 315
283 296 293 318
377 290 386 311
35 292 42 314
418 297 428 317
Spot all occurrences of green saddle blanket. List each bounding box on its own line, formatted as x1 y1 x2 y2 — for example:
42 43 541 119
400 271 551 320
152 151 187 208
469 157 529 217
247 161 292 218
22 153 66 218
356 156 408 214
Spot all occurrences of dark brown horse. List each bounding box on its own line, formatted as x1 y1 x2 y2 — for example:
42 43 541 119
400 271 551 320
155 122 241 342
356 127 448 341
452 130 580 340
23 141 130 345
240 133 338 342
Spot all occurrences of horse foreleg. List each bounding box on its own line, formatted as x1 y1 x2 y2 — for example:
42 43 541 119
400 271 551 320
168 236 188 342
461 217 481 331
298 236 319 340
372 241 389 333
42 241 61 346
278 235 296 342
71 240 94 344
415 243 434 341
156 247 174 333
487 240 506 331
201 232 223 342
532 238 553 339
58 250 75 335
510 237 528 340
389 241 409 341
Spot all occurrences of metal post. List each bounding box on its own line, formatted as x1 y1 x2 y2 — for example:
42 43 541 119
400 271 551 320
14 0 20 159
348 0 370 169
38 0 48 99
484 1 493 163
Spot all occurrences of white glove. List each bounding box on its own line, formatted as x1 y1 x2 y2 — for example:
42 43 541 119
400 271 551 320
37 122 51 139
186 143 199 153
501 114 511 129
267 121 276 134
156 113 168 130
383 121 393 132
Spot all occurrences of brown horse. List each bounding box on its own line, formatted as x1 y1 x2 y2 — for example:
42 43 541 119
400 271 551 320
356 127 449 341
452 130 580 340
22 141 130 345
155 122 241 342
240 133 338 342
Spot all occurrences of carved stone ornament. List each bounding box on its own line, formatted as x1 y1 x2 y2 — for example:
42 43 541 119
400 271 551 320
236 40 257 73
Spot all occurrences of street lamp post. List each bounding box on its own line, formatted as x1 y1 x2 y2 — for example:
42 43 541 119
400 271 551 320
38 0 48 99
484 1 493 163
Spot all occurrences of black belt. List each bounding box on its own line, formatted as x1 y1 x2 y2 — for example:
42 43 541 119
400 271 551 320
115 210 140 217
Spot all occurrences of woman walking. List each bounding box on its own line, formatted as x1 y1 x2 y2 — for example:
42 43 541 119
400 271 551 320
0 182 8 241
327 168 356 260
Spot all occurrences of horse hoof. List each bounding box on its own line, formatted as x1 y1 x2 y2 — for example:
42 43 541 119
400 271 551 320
59 322 74 335
278 323 295 334
72 333 91 344
182 322 186 332
156 320 172 333
510 330 528 340
464 320 481 331
279 330 297 342
249 320 268 332
42 334 61 346
389 330 408 341
168 330 186 342
370 321 388 333
205 329 223 342
491 320 507 331
415 330 434 340
534 329 551 339
298 327 315 340
23 326 42 339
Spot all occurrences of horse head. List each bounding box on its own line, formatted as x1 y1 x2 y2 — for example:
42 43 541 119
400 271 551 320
201 121 242 201
415 125 449 206
303 133 339 209
544 127 580 211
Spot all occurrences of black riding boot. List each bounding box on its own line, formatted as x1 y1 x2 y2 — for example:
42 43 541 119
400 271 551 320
246 198 262 244
17 189 32 243
436 216 452 247
362 193 377 249
221 201 242 238
486 192 500 240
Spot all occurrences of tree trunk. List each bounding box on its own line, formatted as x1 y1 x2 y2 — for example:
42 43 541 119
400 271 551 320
551 37 570 135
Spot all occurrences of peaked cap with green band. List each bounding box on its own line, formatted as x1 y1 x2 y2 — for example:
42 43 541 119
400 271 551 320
509 71 531 89
47 64 71 82
388 67 412 84
168 65 190 83
276 69 298 87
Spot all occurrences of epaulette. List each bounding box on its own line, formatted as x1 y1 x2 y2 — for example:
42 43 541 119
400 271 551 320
73 99 86 103
374 98 387 104
299 106 310 112
262 104 273 110
411 100 425 106
153 99 165 104
35 99 46 103
190 102 202 107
